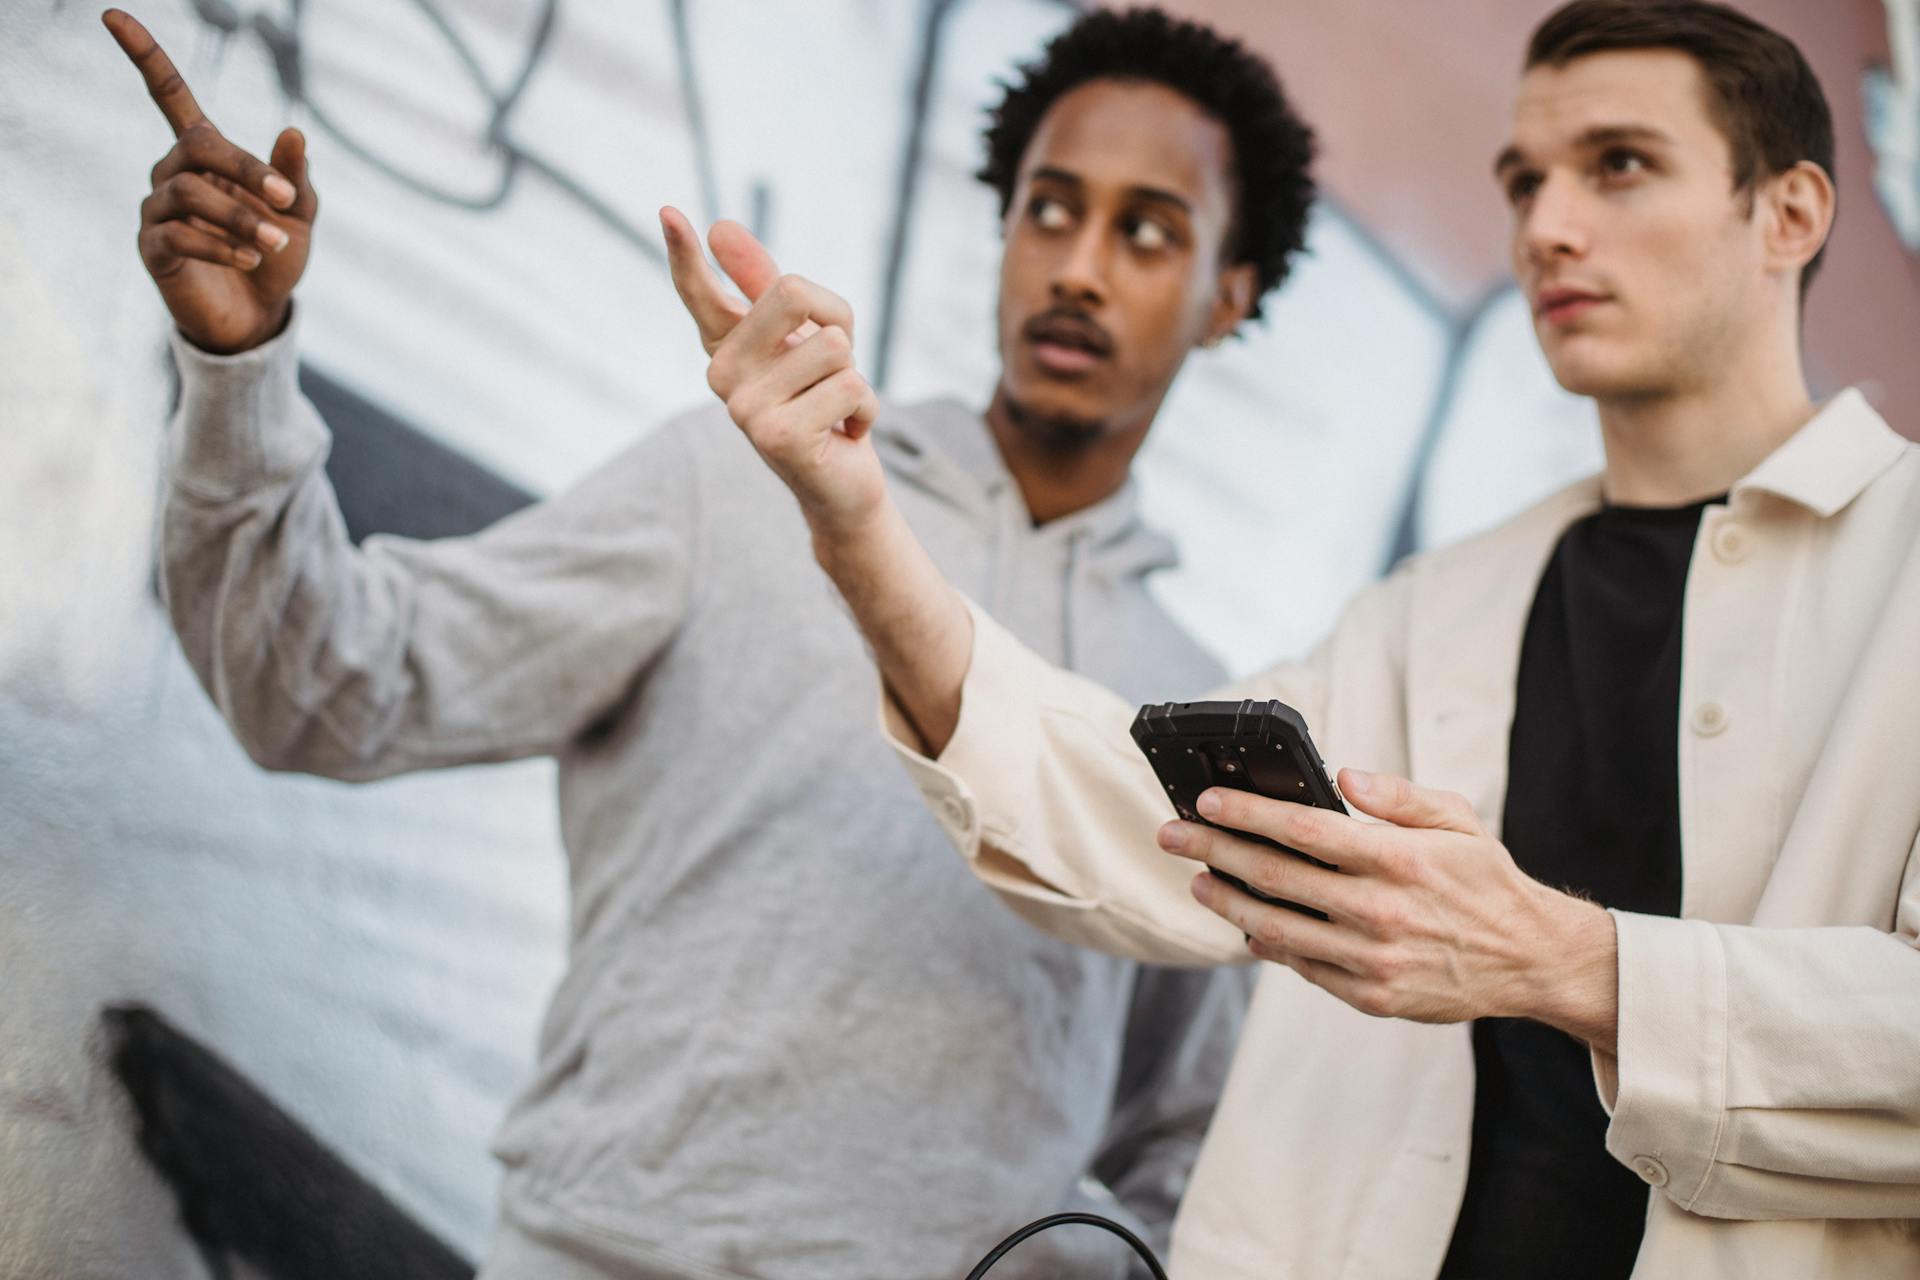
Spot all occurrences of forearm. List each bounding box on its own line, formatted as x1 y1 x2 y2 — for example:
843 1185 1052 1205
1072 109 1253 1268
812 497 973 755
163 324 697 777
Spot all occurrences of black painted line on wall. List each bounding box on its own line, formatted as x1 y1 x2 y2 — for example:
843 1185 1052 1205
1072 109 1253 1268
872 0 964 393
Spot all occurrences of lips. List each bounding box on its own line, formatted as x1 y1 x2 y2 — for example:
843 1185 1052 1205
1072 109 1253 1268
1023 310 1114 375
1534 285 1610 324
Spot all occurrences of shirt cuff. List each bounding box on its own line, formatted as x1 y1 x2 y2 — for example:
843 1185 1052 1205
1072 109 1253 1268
168 307 326 501
878 597 1086 904
1602 910 1730 1209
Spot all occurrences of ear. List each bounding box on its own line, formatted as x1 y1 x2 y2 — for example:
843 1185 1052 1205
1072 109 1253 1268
1203 261 1257 347
1761 160 1836 284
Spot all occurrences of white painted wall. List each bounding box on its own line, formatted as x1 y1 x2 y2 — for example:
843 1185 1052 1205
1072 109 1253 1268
0 1 1601 1271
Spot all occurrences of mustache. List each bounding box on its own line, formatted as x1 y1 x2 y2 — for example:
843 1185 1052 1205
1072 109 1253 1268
1022 307 1115 357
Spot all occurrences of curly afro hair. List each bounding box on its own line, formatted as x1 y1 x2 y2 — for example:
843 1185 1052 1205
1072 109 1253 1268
977 6 1317 325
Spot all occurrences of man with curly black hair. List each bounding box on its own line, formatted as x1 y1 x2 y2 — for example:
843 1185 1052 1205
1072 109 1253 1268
113 4 1321 1279
956 6 1315 511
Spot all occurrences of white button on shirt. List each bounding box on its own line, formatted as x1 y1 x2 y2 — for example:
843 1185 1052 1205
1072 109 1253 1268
938 795 969 833
1710 519 1751 563
1631 1156 1670 1187
1689 700 1729 736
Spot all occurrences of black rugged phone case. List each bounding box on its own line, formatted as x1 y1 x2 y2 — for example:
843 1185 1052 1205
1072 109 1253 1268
1130 699 1346 920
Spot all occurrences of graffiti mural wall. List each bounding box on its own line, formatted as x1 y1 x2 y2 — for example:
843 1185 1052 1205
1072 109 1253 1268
2 0 1916 1274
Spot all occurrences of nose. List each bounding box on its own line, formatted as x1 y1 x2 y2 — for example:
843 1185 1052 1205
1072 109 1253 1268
1050 221 1111 309
1519 171 1590 270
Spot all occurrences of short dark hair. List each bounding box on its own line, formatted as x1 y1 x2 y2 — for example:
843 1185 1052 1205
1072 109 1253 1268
977 6 1316 325
1526 0 1836 288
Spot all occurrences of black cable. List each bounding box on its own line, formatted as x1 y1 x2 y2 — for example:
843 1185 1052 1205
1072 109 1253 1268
962 1211 1171 1280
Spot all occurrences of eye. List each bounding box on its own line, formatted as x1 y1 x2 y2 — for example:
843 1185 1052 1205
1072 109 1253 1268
1598 148 1650 181
1504 170 1542 207
1124 216 1171 252
1029 195 1073 232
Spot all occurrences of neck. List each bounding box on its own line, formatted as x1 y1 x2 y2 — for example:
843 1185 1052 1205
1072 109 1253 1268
1595 332 1816 506
984 383 1159 524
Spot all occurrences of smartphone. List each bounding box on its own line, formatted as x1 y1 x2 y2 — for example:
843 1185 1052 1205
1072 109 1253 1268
1130 699 1347 920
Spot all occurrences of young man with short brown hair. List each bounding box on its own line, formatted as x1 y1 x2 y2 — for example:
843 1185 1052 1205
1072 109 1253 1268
673 2 1920 1275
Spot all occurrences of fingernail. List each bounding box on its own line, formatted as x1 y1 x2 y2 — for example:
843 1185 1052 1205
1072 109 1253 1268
256 223 289 252
235 248 262 269
1190 873 1211 902
1344 769 1371 796
1159 822 1188 852
263 173 296 207
1196 790 1222 819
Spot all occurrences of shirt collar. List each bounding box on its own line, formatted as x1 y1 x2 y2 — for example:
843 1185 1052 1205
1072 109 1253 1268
872 397 1164 562
1733 388 1909 518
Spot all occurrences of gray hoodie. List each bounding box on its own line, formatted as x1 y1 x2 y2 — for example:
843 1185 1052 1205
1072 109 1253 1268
160 318 1240 1280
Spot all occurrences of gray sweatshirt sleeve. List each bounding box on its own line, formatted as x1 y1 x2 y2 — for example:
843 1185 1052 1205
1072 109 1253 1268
1087 963 1251 1272
159 318 699 781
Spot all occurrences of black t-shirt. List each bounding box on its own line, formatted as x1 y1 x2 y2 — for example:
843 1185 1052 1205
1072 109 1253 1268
1438 497 1716 1279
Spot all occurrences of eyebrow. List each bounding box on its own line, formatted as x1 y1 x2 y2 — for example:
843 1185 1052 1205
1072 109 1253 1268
1030 166 1194 215
1493 123 1676 177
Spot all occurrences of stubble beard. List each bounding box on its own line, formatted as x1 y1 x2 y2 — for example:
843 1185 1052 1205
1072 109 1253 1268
1002 389 1108 454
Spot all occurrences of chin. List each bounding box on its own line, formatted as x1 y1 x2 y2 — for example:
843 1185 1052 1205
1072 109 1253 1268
1003 382 1112 450
1540 339 1663 401
1008 375 1109 423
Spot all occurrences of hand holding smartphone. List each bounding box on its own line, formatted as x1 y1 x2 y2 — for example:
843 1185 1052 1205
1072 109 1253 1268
1130 699 1347 919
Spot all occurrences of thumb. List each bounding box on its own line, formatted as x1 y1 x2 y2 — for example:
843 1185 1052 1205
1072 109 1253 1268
1338 768 1484 835
708 220 782 305
709 219 826 350
269 126 316 219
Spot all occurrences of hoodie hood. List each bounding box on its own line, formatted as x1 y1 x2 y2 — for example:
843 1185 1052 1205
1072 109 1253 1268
870 397 1182 587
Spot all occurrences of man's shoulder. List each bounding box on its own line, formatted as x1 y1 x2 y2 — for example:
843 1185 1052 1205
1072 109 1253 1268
1394 473 1603 585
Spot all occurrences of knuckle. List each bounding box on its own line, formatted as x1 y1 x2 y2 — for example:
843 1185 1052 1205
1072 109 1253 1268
773 274 808 310
1373 900 1411 937
1249 854 1290 897
1368 947 1407 982
1251 916 1290 951
1290 807 1327 846
818 325 851 358
1374 838 1415 882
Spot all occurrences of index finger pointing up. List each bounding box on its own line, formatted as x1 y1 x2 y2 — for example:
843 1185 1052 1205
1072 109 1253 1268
102 9 210 137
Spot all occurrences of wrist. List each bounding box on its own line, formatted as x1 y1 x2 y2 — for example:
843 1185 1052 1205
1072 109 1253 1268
808 497 898 577
184 298 294 358
1515 888 1619 1050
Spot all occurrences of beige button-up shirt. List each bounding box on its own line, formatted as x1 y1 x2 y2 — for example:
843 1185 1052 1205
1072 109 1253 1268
889 390 1920 1278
